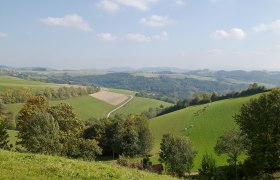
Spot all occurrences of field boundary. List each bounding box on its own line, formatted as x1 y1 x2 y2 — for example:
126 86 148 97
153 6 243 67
107 95 133 118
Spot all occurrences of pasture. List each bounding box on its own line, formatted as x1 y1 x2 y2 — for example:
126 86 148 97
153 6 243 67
149 93 261 169
0 76 59 91
6 96 115 121
113 96 172 116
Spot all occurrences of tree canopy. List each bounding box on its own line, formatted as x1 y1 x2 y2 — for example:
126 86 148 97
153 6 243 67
235 89 280 174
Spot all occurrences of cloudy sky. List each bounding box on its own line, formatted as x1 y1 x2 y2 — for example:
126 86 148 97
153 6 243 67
1 0 280 70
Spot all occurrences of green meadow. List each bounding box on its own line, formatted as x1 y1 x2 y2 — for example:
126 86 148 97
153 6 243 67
0 76 60 91
149 93 261 169
114 96 172 116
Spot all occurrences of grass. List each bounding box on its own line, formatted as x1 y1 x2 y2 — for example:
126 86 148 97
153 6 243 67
6 96 115 121
149 93 262 170
114 96 173 116
0 150 177 180
50 96 115 120
5 95 172 121
0 76 59 91
4 79 173 120
108 88 136 95
7 130 18 148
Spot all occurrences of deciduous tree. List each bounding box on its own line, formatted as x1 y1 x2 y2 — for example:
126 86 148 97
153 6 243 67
235 89 280 174
159 133 196 177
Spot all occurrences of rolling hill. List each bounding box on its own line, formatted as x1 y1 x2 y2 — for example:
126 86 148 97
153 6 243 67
0 76 64 91
149 93 262 169
0 150 176 180
1 76 172 120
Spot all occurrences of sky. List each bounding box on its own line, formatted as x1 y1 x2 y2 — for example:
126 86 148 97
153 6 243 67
1 0 280 70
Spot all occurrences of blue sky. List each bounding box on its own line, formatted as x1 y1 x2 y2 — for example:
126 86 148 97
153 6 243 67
0 0 280 70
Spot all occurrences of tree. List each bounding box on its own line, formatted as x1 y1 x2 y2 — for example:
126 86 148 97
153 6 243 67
84 115 153 158
17 96 49 147
198 153 217 180
0 120 12 150
132 115 153 156
63 137 102 161
48 103 84 136
234 89 280 174
159 134 196 177
20 110 60 154
214 128 247 179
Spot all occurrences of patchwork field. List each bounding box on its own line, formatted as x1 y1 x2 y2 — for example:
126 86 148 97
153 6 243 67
90 90 129 105
149 93 262 169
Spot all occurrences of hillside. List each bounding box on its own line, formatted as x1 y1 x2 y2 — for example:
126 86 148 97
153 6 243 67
0 150 176 180
0 76 61 91
149 93 262 169
1 77 172 120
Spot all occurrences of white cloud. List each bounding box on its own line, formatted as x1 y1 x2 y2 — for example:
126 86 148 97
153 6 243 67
40 14 92 32
253 19 280 33
97 33 117 41
98 0 159 11
175 0 185 6
140 15 173 27
126 33 151 42
0 32 8 38
153 31 168 39
211 28 246 40
229 28 246 39
97 0 120 13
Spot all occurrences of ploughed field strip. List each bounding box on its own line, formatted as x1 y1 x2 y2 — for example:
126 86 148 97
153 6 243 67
90 90 129 106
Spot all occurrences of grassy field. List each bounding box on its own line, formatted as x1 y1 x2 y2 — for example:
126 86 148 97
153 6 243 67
149 93 262 169
0 150 177 180
3 79 173 120
6 96 115 121
5 95 172 121
7 130 18 148
114 96 172 116
0 76 60 91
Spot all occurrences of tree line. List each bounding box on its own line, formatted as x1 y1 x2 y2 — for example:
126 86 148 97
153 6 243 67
0 96 153 162
0 86 99 104
158 83 268 116
13 72 248 100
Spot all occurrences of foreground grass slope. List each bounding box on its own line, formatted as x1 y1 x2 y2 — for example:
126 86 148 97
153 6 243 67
0 150 176 180
150 93 261 169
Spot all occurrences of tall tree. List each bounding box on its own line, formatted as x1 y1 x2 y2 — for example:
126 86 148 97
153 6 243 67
198 153 217 179
0 120 12 150
159 133 196 177
21 110 60 154
17 96 49 146
234 89 280 174
215 128 247 180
